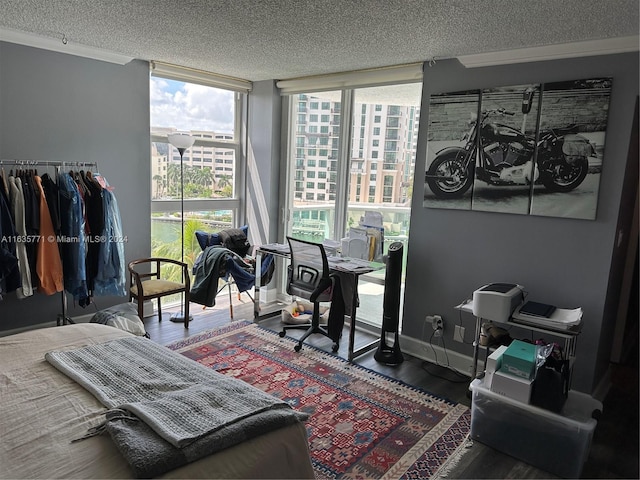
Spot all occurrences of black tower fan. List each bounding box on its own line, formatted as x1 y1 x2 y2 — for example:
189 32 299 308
374 241 404 365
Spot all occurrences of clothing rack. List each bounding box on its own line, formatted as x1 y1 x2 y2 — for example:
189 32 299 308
0 159 97 168
0 159 98 326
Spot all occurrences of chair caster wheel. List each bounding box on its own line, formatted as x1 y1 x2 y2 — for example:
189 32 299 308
332 343 339 352
279 331 286 337
294 344 302 352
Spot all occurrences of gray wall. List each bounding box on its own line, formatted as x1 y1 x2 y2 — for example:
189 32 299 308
404 53 639 393
0 41 150 329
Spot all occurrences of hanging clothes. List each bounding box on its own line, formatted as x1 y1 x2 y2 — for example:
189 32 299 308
93 173 126 297
81 170 104 298
40 173 61 235
0 167 8 198
7 176 33 298
57 171 89 304
1 162 124 308
0 183 20 298
34 175 64 295
18 171 40 290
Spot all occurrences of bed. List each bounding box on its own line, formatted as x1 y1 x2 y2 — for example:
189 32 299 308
0 323 315 479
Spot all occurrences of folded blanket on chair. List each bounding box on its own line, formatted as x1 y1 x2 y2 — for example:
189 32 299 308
46 336 307 478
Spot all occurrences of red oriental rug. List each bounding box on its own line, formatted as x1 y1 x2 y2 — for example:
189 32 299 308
167 321 471 479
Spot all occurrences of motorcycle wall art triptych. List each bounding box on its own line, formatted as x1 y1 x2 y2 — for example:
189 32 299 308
424 78 611 219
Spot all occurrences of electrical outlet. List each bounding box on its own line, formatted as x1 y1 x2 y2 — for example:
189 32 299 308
431 315 444 337
453 325 465 343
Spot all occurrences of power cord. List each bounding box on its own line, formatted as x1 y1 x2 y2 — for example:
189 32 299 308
421 361 469 383
421 321 469 383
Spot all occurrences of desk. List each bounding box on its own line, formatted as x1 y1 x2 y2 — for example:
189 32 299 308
255 244 383 362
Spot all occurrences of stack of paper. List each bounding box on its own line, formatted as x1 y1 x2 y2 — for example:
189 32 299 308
512 305 583 331
329 257 377 273
359 211 384 262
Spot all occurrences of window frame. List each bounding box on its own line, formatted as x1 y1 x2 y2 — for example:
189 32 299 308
150 76 247 225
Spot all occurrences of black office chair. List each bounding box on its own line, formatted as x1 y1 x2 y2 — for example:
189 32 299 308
279 236 338 353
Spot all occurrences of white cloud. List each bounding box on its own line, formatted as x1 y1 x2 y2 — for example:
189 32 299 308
150 77 235 134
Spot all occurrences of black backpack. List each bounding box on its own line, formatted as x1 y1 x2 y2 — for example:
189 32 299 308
218 228 251 257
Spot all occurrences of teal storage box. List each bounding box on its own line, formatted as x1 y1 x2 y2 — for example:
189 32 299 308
502 340 537 379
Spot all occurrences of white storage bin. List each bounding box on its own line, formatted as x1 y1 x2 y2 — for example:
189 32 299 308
470 379 601 478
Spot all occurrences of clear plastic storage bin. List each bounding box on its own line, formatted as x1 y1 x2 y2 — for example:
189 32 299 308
470 378 601 478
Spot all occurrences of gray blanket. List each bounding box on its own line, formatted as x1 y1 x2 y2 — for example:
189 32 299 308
45 336 307 478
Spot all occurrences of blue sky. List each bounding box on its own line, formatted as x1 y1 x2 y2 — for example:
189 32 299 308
150 77 235 134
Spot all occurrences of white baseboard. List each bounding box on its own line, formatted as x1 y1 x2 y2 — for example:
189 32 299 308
400 333 474 377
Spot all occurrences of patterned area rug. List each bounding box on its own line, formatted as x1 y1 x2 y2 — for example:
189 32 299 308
167 321 471 479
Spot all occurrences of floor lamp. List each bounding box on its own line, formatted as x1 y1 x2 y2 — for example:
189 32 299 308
167 132 195 323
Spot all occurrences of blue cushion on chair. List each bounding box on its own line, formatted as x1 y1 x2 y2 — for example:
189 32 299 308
195 225 248 251
195 231 221 250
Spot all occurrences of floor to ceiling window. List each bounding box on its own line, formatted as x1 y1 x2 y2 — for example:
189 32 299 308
348 84 420 250
150 67 249 279
282 78 423 329
288 91 342 241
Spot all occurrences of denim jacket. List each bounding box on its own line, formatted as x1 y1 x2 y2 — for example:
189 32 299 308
57 172 88 302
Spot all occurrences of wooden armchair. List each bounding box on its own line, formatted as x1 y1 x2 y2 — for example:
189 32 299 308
128 258 191 327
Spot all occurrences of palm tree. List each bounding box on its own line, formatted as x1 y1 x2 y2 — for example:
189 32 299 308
152 218 208 283
219 185 233 197
216 174 232 189
182 164 194 185
191 167 215 195
166 163 181 197
152 174 164 198
215 174 233 197
197 166 215 188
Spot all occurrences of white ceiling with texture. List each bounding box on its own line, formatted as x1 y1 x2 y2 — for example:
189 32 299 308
0 0 638 82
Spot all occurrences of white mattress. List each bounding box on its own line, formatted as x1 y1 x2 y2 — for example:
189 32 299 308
0 323 314 479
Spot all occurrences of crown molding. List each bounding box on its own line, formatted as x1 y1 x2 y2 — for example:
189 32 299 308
458 35 639 68
0 27 134 65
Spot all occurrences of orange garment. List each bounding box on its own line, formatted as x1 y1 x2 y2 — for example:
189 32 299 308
34 175 64 295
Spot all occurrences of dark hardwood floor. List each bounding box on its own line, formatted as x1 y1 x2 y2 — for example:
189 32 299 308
145 300 639 479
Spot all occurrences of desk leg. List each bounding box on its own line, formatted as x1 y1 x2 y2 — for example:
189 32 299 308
347 273 380 362
253 251 262 320
346 273 358 361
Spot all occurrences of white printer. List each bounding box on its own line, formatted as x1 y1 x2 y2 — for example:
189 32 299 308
472 283 524 323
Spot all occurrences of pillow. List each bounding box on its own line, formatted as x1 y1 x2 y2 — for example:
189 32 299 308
91 302 147 337
195 225 248 251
